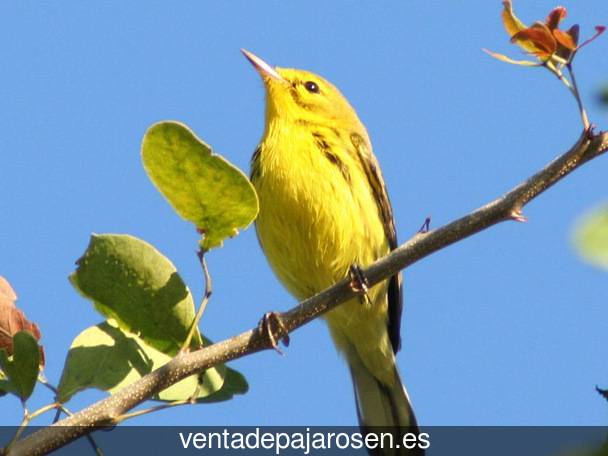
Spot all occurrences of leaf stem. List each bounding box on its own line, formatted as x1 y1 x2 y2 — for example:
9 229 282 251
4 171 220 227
566 63 590 129
181 250 213 351
28 403 60 421
547 63 573 91
115 399 191 422
37 374 58 395
5 403 59 452
51 405 105 455
53 404 73 423
546 62 590 130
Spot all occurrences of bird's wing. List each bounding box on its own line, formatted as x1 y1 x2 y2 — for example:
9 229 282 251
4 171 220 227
350 132 403 353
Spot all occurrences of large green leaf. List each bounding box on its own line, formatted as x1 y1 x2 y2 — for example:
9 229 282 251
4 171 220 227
141 121 259 251
573 206 608 270
70 234 202 355
0 331 40 400
57 321 247 403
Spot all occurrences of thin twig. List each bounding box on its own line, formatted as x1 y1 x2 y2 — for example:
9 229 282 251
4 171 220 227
86 436 105 456
38 354 98 451
7 127 608 456
549 64 574 91
181 250 213 351
115 399 191 422
566 63 590 129
53 404 73 423
37 375 58 396
5 406 30 452
27 404 59 422
51 408 61 424
544 62 590 130
52 406 104 455
5 403 58 452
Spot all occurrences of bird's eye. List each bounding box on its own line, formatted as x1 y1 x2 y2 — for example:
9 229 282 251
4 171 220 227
304 81 320 93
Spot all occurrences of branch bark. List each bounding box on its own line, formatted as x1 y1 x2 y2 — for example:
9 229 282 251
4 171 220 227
8 127 608 456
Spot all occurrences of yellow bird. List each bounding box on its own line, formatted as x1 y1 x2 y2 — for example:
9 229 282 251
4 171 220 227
243 49 418 431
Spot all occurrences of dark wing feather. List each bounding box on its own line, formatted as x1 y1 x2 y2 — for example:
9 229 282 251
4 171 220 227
250 145 262 181
350 133 403 353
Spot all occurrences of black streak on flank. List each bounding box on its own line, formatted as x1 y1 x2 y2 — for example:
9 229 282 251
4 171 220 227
250 145 262 180
329 126 341 139
312 131 331 150
312 131 350 183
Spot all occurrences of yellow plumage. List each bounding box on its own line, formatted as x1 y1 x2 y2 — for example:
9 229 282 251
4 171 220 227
243 50 417 432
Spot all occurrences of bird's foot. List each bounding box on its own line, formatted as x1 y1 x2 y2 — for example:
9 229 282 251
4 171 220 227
419 215 432 233
348 264 372 306
258 312 290 355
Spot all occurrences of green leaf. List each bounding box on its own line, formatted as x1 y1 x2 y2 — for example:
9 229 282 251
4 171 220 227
0 331 40 400
70 234 202 355
600 86 608 106
141 121 259 251
0 370 15 397
200 364 248 403
58 322 247 403
573 206 608 270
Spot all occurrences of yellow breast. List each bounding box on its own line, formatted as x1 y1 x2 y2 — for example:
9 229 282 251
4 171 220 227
252 119 395 383
253 121 386 294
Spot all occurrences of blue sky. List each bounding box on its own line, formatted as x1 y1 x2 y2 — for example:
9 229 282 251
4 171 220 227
1 1 607 430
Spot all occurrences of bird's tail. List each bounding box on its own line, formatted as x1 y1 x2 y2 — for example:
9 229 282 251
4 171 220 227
347 348 423 455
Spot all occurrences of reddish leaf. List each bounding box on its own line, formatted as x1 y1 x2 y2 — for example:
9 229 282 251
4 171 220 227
512 23 557 58
553 29 577 51
0 276 17 305
482 48 540 66
491 2 603 67
546 6 567 30
0 277 44 366
567 24 580 47
502 0 528 37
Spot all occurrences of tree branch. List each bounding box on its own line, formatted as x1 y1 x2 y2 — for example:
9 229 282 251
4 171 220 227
7 127 608 456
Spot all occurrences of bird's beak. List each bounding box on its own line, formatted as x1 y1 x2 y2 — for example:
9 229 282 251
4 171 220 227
241 49 284 82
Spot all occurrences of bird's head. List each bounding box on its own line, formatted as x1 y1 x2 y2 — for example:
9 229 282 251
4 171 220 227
242 49 363 129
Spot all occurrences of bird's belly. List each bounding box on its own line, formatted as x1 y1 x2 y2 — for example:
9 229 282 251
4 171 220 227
253 139 396 383
255 160 391 319
255 170 395 383
255 171 381 299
